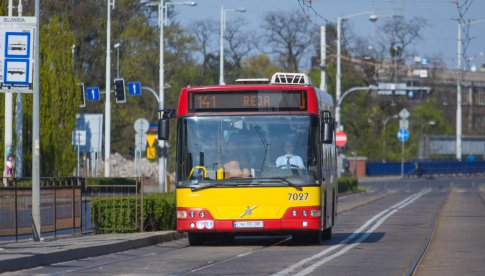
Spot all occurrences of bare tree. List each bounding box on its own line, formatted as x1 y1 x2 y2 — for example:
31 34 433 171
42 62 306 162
190 19 218 69
262 10 315 72
225 18 256 71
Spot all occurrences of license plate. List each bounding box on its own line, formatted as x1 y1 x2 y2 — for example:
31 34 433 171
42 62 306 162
234 221 264 228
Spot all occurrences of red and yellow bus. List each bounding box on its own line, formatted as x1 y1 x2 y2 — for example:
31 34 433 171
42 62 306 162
159 72 337 245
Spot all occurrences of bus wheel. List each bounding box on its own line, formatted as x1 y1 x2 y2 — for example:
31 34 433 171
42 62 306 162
188 233 205 246
322 227 332 240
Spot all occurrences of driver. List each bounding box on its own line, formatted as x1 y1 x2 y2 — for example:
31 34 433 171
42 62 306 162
223 137 250 178
276 141 305 169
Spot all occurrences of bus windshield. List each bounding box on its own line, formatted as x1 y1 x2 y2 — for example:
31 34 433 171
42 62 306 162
177 115 319 187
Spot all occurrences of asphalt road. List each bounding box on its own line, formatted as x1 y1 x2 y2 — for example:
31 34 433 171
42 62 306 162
8 176 485 276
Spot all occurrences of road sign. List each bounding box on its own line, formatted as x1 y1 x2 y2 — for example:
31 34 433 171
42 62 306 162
134 118 149 134
399 108 410 119
0 24 36 92
128 81 141 96
399 119 409 130
86 87 100 101
397 129 409 142
71 130 86 146
336 130 347 147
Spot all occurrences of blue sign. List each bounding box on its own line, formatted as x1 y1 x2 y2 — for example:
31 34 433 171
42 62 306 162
397 128 409 142
421 58 428 65
86 87 100 101
128 81 141 96
5 32 31 58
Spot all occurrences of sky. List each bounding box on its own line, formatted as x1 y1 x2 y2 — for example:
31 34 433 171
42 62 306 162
173 0 485 70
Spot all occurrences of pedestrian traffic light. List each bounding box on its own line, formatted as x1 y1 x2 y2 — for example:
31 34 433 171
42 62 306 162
78 83 85 108
113 78 126 103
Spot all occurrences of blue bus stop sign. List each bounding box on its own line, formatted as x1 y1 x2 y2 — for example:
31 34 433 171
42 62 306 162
397 128 409 142
128 81 141 96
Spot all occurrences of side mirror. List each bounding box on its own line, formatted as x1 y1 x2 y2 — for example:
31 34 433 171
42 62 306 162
322 121 333 144
158 119 170 140
157 109 176 140
320 111 334 144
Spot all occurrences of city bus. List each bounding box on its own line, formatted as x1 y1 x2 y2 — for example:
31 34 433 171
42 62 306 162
158 72 337 245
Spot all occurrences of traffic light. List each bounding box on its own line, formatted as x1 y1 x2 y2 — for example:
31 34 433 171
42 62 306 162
78 83 85 108
113 78 126 103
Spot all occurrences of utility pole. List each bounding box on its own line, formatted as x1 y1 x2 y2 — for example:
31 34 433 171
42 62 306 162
456 23 462 161
4 0 13 185
32 0 41 242
104 0 114 176
320 25 327 91
15 0 23 178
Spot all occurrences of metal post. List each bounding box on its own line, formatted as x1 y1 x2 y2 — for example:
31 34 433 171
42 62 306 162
104 0 113 176
15 0 23 179
456 23 462 161
336 16 342 130
158 1 167 192
401 140 404 178
32 0 41 241
77 132 80 177
4 0 13 186
219 5 224 85
320 25 327 91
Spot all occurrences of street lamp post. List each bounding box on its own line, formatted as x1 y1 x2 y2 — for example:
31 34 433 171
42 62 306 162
145 0 196 192
114 42 121 78
336 12 377 130
219 5 246 85
456 18 485 161
104 0 114 177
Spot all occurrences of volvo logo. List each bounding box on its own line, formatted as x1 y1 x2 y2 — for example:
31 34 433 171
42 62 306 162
240 206 257 218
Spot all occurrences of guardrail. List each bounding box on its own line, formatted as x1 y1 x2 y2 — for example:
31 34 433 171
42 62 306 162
0 177 144 242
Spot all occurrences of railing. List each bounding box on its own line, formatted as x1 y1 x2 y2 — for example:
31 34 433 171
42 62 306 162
0 177 144 242
85 177 144 233
0 177 83 241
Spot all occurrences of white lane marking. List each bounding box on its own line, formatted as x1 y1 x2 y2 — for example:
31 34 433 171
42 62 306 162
273 188 431 276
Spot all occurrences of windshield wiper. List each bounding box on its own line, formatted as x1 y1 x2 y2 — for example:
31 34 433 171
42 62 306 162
253 177 302 191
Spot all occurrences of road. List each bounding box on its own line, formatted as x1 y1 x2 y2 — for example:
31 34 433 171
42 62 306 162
8 176 485 275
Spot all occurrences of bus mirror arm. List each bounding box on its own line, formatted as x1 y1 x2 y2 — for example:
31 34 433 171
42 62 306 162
158 109 176 140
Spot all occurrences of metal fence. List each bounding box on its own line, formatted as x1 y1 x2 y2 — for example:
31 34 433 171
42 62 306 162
0 177 144 241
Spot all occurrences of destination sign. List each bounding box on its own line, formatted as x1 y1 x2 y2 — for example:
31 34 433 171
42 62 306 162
188 90 306 112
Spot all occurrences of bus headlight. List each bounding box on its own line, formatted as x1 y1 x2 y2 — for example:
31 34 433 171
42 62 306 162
196 221 205 229
199 211 206 218
189 211 196 218
205 221 214 229
292 210 298 217
177 210 187 219
302 210 308 217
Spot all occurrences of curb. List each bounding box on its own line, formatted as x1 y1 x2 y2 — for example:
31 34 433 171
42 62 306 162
0 231 185 273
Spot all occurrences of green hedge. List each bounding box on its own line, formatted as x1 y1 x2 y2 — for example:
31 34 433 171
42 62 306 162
338 176 359 193
91 192 176 233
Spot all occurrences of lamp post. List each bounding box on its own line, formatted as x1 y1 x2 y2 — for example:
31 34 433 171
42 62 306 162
114 42 121 78
382 114 399 162
336 12 377 130
456 18 485 161
219 5 246 85
104 0 114 177
144 0 196 192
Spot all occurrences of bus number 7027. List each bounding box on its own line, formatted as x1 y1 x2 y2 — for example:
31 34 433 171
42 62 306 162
288 193 309 201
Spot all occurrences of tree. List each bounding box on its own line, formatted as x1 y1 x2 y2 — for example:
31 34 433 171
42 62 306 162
262 10 315 72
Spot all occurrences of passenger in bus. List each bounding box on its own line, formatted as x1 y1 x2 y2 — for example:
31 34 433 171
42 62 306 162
223 138 250 178
276 141 305 169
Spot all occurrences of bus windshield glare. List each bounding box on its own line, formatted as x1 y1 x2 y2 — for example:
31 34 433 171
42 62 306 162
177 115 319 187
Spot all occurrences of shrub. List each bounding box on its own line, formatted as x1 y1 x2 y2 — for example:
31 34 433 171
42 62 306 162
91 192 176 233
338 176 358 193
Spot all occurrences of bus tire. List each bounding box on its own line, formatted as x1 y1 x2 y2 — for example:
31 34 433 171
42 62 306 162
188 233 205 246
322 227 332 240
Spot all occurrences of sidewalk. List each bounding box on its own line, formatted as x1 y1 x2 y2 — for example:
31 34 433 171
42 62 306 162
0 231 183 273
